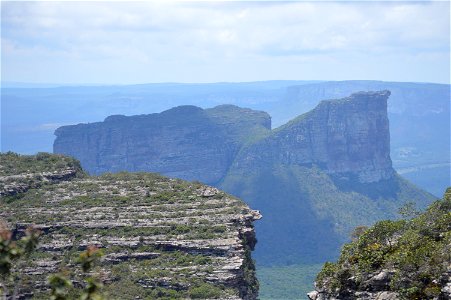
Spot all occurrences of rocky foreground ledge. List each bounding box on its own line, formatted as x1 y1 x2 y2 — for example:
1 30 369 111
308 188 451 300
0 152 262 299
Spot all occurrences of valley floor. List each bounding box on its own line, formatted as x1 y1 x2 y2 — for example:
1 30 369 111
258 264 323 300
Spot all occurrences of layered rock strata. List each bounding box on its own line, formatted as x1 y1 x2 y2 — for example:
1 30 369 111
54 91 393 185
0 153 261 299
53 105 271 185
0 152 82 196
231 90 394 183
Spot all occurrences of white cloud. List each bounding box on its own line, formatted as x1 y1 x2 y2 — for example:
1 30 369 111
1 1 449 83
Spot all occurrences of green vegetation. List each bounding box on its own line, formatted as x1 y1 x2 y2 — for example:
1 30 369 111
1 153 256 299
0 222 40 298
258 263 323 300
1 221 106 300
316 188 451 299
221 164 434 266
0 152 83 177
221 163 434 299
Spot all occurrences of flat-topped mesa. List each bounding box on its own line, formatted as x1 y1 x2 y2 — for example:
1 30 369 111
233 90 393 183
53 105 271 185
54 91 392 185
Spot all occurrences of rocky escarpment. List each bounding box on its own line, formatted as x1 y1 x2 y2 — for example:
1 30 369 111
231 91 393 183
0 152 83 196
309 188 451 300
53 105 271 185
219 92 434 266
53 92 392 185
0 153 261 299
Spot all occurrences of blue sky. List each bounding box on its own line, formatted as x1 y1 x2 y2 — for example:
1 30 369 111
1 0 450 84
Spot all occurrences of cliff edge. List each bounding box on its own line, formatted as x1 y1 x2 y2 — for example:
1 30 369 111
230 90 393 183
0 153 262 299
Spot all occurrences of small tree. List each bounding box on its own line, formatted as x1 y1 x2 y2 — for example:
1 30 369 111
49 245 105 300
0 220 40 299
1 219 105 300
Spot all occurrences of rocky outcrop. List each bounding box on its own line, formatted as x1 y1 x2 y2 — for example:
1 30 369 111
0 152 82 196
0 168 78 196
231 91 394 183
1 153 262 299
53 105 271 185
309 188 451 300
308 270 400 300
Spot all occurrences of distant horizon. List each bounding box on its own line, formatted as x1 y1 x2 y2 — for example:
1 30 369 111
2 78 450 89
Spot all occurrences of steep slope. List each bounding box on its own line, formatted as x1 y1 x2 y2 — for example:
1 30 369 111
219 91 434 266
309 188 451 300
267 81 450 197
0 153 261 299
54 105 270 185
228 91 393 183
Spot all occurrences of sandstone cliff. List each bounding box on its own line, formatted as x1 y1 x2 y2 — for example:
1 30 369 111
54 91 393 185
0 153 261 299
219 91 434 266
230 90 393 183
53 105 271 185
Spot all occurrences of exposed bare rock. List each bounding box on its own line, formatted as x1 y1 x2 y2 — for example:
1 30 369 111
53 105 271 185
0 152 82 196
231 91 394 183
54 92 393 186
1 153 261 299
0 168 78 197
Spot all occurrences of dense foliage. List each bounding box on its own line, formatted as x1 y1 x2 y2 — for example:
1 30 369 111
316 188 451 299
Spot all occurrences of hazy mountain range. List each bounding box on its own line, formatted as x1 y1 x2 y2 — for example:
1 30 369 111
2 80 449 197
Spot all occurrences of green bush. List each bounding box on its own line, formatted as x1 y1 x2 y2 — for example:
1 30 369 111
188 283 223 299
316 188 451 298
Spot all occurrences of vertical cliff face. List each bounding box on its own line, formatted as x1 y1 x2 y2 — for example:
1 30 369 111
1 153 262 299
53 105 271 185
232 91 393 183
54 92 391 185
219 91 434 266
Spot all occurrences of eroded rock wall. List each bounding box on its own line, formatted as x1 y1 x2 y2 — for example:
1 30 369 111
1 153 262 299
231 91 393 183
53 105 271 185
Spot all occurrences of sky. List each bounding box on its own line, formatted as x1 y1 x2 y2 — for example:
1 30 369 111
1 0 450 84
